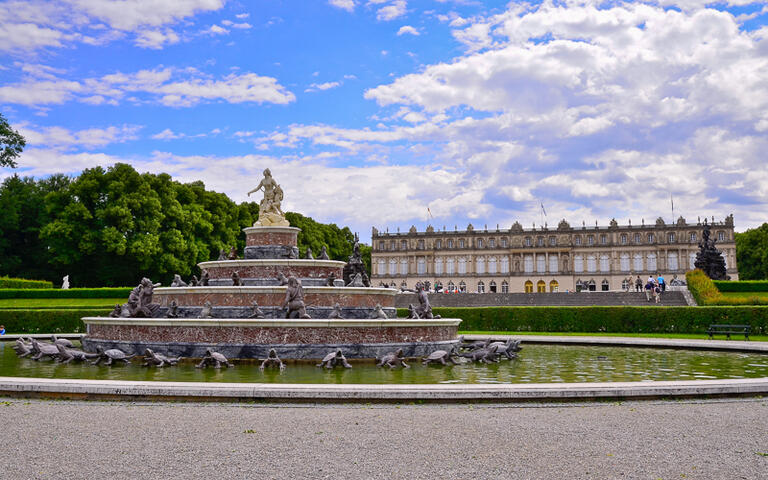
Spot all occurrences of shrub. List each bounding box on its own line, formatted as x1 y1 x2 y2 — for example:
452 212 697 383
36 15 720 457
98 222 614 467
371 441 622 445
686 270 722 305
0 277 53 289
398 305 768 335
0 309 111 334
714 280 768 292
0 288 131 299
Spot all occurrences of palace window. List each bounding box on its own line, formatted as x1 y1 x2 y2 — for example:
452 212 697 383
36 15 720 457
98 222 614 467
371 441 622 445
634 233 641 243
633 253 643 272
379 241 385 250
587 255 597 273
477 238 483 248
476 257 485 275
668 232 676 243
388 259 397 275
489 280 497 293
524 280 533 293
647 233 655 243
417 239 424 249
599 254 610 272
446 258 455 274
489 238 496 248
550 236 557 246
377 259 385 275
400 259 408 275
620 254 630 272
574 236 582 246
488 257 497 274
417 258 426 275
524 255 534 273
447 281 455 292
390 240 395 250
434 258 443 275
459 281 467 293
501 281 509 293
447 239 454 248
668 252 678 271
587 235 594 246
501 238 508 248
500 257 509 274
574 255 584 273
458 257 467 274
524 237 532 247
622 278 630 290
600 234 607 245
435 239 442 249
477 281 485 294
459 239 465 248
537 280 546 293
689 233 697 243
401 240 408 250
717 231 725 241
537 237 544 247
647 253 657 271
620 234 627 245
602 279 610 291
550 280 559 292
536 255 546 273
549 255 558 273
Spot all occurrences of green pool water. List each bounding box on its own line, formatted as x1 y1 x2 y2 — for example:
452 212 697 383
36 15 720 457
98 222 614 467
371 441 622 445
2 343 768 384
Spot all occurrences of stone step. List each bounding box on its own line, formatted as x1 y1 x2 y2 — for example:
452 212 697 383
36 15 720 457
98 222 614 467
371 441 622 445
395 291 689 308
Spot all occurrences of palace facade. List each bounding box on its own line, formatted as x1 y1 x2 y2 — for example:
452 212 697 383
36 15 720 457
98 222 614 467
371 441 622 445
371 216 738 293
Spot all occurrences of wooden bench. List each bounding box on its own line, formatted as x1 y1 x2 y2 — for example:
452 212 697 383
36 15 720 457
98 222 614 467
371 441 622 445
707 324 751 340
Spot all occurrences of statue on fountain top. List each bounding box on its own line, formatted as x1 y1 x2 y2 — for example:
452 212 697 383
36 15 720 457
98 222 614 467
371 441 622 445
247 168 290 227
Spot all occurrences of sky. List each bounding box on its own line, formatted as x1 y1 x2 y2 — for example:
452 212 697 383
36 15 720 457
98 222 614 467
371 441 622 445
1 0 767 242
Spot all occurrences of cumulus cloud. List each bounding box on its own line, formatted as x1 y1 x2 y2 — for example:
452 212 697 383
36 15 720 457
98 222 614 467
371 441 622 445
329 0 356 12
375 0 407 21
304 81 341 93
396 25 419 36
18 124 142 149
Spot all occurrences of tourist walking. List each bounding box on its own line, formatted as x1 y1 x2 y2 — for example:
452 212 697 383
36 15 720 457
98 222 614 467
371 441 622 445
657 274 666 292
654 284 662 304
645 279 654 301
635 275 643 292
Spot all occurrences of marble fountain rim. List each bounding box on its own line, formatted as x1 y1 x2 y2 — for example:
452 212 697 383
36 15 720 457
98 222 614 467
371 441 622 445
198 259 347 269
82 317 462 328
243 226 301 234
153 286 398 295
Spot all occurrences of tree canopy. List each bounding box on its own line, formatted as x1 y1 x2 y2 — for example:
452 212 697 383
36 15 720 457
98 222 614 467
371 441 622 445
735 224 768 280
0 114 25 168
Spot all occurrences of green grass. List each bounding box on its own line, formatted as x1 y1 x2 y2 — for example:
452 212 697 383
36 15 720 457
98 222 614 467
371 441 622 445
459 331 768 341
0 298 124 308
720 292 768 300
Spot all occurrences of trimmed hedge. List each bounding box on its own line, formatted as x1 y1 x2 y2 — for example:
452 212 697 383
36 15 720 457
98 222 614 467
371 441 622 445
0 288 131 299
398 305 768 335
0 308 111 334
686 270 768 305
714 280 768 292
0 277 53 289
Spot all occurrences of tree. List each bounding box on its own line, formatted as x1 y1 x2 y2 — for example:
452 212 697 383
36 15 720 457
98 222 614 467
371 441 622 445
735 223 768 280
285 212 355 261
0 113 25 168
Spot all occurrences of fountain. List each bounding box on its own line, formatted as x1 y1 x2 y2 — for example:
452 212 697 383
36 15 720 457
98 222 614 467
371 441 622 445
80 170 461 360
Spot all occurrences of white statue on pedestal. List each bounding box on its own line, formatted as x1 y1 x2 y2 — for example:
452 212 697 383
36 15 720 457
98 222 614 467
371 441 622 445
247 168 290 227
62 275 70 289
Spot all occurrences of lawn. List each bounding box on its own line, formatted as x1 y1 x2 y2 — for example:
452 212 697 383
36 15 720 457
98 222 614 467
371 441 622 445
720 292 768 300
0 298 124 308
459 331 768 341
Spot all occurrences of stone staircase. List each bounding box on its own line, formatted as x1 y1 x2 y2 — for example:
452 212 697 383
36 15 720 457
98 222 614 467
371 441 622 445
395 290 689 308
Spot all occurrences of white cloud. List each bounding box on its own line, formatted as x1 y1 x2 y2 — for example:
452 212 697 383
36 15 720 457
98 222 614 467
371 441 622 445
329 0 356 12
304 81 341 92
376 0 407 21
397 25 419 36
204 24 229 36
18 124 142 149
134 29 180 49
70 0 224 31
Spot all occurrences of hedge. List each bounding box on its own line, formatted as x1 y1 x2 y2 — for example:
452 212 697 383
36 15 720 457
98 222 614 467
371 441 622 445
398 306 768 335
0 309 111 334
686 270 768 305
714 280 768 292
0 288 132 299
0 277 53 289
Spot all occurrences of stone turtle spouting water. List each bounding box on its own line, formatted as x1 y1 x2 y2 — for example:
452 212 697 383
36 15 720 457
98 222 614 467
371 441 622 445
196 349 231 369
317 349 352 369
488 339 522 360
92 347 135 366
377 348 409 369
422 346 461 366
260 349 285 370
56 344 98 364
143 348 181 367
51 335 73 349
461 345 500 364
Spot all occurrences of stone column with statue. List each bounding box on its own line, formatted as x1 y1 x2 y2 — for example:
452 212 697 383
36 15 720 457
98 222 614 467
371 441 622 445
247 168 290 227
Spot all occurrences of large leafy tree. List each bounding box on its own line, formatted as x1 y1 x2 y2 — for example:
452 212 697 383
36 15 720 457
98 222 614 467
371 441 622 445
286 212 355 262
735 224 768 280
0 113 25 168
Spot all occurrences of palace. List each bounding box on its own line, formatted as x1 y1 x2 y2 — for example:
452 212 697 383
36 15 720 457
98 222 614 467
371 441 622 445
371 215 738 293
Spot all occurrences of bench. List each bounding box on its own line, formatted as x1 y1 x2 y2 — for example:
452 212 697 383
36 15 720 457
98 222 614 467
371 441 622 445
707 324 751 340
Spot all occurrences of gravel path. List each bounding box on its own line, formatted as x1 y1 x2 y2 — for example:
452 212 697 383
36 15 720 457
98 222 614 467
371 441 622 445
1 397 766 479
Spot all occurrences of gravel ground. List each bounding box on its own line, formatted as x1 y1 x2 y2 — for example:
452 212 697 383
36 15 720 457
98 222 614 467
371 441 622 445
0 397 766 479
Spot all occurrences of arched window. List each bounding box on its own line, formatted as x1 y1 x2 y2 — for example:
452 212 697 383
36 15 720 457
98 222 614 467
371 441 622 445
667 252 678 271
536 254 546 273
633 253 643 272
446 258 455 274
501 281 509 293
574 255 584 273
537 236 544 247
620 254 630 272
434 258 443 275
601 279 610 291
549 254 558 273
500 257 509 274
435 239 442 249
668 232 676 243
524 255 534 273
417 258 426 275
524 237 532 247
458 257 467 274
377 259 385 275
476 257 485 274
477 281 485 293
447 281 455 292
587 235 594 246
587 255 597 273
647 253 657 271
647 233 655 243
549 280 559 292
489 280 497 293
537 280 546 293
401 240 408 250
447 239 454 248
634 233 641 243
400 258 408 275
599 254 610 272
524 280 533 293
488 257 497 274
459 281 467 293
459 239 465 248
388 259 397 275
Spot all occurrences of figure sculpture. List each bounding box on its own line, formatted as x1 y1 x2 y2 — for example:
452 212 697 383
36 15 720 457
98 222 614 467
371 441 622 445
326 272 337 287
61 275 70 289
369 304 388 319
342 232 370 286
232 271 242 286
196 348 231 369
305 247 314 259
166 300 180 318
248 301 266 319
217 249 227 261
328 302 343 319
407 304 420 319
198 301 213 319
282 276 311 319
414 281 439 319
377 348 409 368
276 272 289 285
188 275 199 287
694 221 729 280
317 349 352 369
347 272 365 287
259 348 285 370
170 274 188 287
228 246 238 260
248 168 290 227
318 246 330 260
200 270 209 286
120 278 162 318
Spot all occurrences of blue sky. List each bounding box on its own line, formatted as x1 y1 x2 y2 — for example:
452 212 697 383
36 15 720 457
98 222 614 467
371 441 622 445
2 0 767 242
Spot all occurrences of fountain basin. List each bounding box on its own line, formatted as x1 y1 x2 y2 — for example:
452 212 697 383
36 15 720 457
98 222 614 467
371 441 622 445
198 259 346 286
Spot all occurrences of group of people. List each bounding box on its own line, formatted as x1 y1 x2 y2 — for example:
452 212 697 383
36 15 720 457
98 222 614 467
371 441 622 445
625 274 666 303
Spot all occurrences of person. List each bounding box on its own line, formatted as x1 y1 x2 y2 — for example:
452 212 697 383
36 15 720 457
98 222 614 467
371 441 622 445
644 278 654 301
0 325 5 335
635 275 643 293
654 283 662 304
657 273 666 293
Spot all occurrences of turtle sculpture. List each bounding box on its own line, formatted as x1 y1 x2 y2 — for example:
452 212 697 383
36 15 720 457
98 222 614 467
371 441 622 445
30 339 59 361
369 304 388 319
92 347 135 366
198 301 213 319
461 345 500 364
422 346 461 366
317 349 352 369
377 348 409 368
51 334 73 349
56 344 98 364
460 337 491 351
142 348 181 367
488 339 522 360
259 349 285 371
13 338 33 357
196 348 232 369
328 302 343 319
